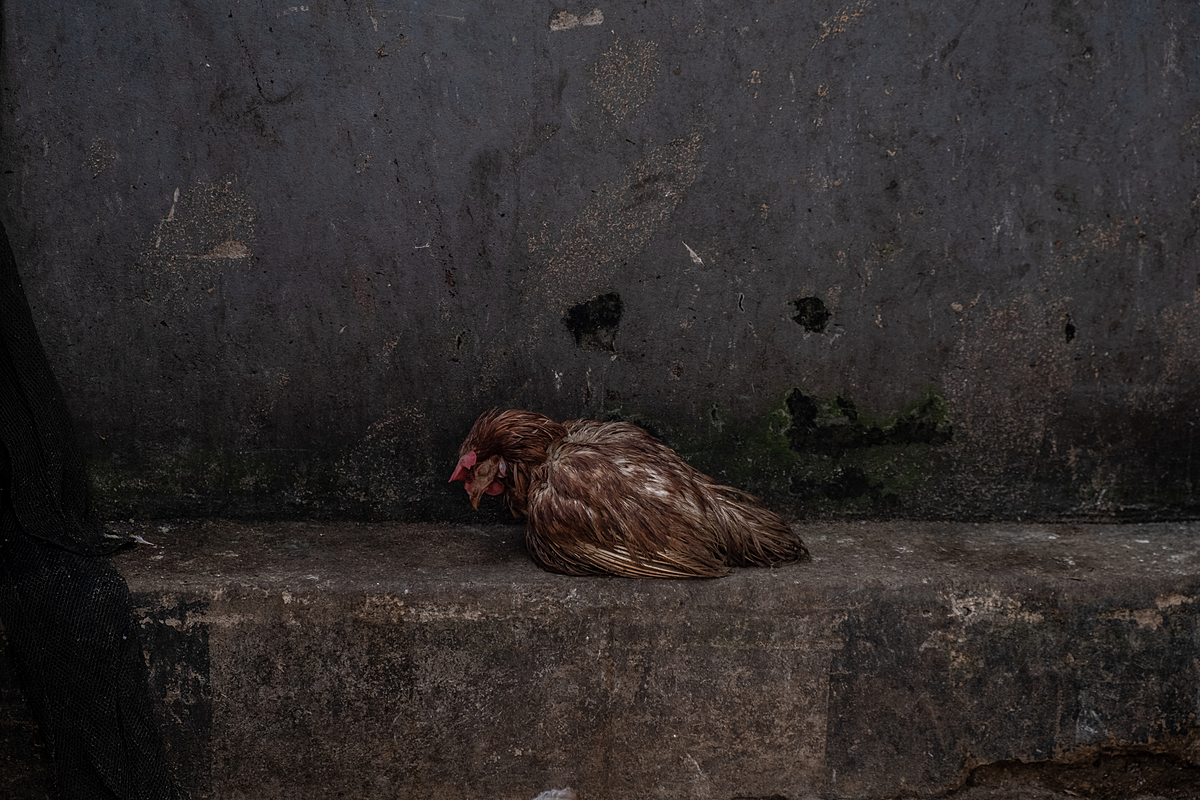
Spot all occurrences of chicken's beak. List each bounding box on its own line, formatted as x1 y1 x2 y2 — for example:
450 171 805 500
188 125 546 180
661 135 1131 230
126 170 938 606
461 454 505 509
468 483 484 510
466 478 505 509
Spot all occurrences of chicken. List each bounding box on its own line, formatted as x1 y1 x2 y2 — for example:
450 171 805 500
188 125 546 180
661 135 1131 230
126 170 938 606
449 408 810 578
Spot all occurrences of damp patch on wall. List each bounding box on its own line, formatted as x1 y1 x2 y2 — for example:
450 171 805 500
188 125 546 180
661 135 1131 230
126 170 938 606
790 296 832 333
563 292 623 351
603 387 956 518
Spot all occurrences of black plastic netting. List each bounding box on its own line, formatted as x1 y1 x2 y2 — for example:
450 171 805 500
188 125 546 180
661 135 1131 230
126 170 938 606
0 220 181 798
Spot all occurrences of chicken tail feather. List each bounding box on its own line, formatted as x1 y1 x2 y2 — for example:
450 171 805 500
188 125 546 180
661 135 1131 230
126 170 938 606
710 484 811 567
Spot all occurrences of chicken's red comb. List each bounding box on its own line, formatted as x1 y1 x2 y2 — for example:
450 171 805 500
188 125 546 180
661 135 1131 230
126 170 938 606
449 450 477 482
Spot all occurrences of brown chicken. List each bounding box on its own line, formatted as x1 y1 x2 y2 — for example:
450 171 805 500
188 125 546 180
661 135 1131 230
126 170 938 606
449 408 810 578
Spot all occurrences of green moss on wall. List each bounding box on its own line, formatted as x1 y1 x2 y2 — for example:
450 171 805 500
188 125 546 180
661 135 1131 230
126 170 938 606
605 386 955 518
87 449 343 519
87 388 954 521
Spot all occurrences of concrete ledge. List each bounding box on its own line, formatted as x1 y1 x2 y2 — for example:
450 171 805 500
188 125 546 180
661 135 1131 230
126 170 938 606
6 520 1200 799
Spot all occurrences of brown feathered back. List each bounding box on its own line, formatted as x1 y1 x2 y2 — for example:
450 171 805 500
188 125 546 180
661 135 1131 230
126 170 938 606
450 409 810 578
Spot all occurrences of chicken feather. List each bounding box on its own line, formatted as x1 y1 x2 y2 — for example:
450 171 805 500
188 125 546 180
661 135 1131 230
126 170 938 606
450 408 810 578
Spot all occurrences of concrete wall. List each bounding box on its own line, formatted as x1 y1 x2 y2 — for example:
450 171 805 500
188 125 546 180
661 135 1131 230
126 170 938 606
2 1 1199 522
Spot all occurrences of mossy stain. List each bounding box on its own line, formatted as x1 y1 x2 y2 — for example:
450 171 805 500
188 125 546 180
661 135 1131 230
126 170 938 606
604 387 954 518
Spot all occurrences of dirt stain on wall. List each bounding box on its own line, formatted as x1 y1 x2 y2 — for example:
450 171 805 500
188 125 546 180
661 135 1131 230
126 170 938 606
526 134 703 323
337 405 434 507
813 0 872 49
946 297 1078 479
84 137 117 178
587 38 660 126
136 180 256 309
550 8 603 32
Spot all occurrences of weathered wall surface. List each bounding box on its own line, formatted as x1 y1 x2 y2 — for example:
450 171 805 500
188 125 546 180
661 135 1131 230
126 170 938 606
2 1 1199 521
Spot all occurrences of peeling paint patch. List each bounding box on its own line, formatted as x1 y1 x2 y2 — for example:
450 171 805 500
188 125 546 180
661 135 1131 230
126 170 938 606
550 8 603 31
1155 592 1194 609
199 240 250 260
84 137 117 178
134 179 257 309
1059 217 1125 265
945 591 1045 626
1100 608 1163 629
526 134 702 319
588 38 660 125
813 0 871 49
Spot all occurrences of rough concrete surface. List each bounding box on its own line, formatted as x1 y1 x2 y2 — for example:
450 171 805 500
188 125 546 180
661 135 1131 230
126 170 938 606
3 2 1200 797
5 519 1200 799
3 2 1200 521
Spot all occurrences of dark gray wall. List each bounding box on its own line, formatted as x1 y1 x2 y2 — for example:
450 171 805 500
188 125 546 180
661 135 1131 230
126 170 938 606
2 1 1199 521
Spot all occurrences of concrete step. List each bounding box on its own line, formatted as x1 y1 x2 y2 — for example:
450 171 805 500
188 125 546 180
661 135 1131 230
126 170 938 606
4 520 1200 799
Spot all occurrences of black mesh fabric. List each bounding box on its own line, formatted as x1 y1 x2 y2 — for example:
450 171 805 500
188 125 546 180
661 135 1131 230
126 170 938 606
0 220 180 798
